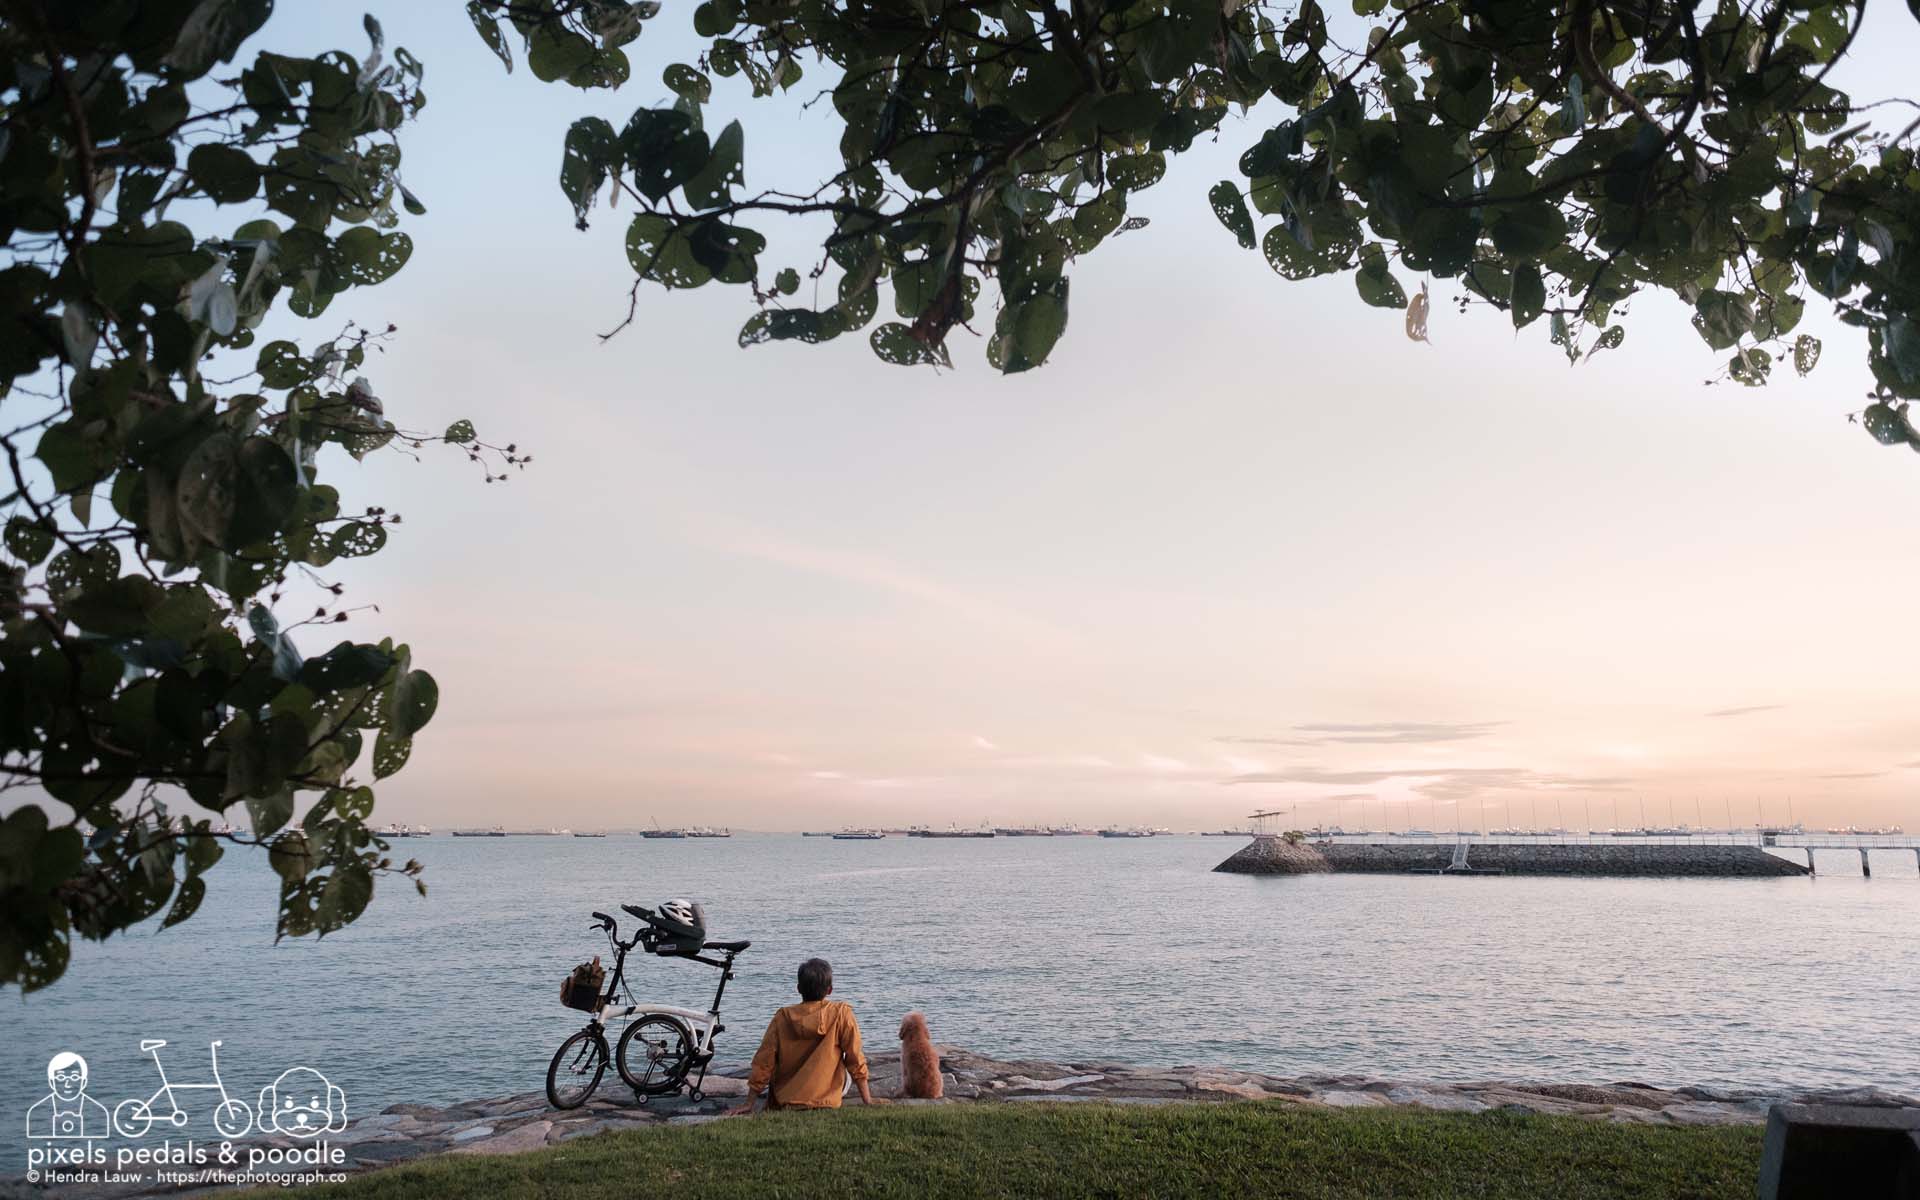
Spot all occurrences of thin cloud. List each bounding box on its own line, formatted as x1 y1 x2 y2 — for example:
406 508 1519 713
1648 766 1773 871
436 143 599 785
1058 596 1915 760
1707 705 1785 718
1222 766 1632 802
1218 721 1506 747
972 735 999 751
1901 760 1920 770
1214 736 1317 746
1815 771 1882 780
1140 754 1193 773
682 514 1072 649
1296 722 1506 744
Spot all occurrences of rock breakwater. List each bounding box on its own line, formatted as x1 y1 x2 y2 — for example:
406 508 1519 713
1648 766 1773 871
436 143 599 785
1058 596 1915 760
1213 837 1811 877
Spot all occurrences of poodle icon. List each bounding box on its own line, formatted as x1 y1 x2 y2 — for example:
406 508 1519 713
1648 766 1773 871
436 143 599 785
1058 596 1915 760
257 1067 347 1138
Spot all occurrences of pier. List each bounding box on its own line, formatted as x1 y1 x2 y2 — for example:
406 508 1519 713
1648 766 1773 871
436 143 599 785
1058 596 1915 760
1213 827 1920 879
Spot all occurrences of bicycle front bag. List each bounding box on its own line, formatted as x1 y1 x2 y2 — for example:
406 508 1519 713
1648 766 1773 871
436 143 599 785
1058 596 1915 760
560 956 604 1011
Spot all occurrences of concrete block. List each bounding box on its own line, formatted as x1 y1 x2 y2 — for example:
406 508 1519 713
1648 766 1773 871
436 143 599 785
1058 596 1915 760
1759 1103 1920 1199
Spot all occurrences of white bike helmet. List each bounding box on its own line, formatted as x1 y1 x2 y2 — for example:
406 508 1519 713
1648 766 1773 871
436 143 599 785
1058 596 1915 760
659 898 698 928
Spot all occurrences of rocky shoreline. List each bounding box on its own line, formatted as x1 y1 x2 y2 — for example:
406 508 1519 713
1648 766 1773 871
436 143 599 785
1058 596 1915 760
16 1047 1915 1198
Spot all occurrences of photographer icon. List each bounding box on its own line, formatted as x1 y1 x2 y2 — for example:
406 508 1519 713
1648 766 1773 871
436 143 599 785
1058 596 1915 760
26 1052 110 1140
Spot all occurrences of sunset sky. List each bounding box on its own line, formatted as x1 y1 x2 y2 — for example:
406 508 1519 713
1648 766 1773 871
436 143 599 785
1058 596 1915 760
246 5 1920 833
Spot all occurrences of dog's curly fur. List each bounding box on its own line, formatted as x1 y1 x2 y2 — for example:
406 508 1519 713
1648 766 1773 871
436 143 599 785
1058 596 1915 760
898 1011 943 1100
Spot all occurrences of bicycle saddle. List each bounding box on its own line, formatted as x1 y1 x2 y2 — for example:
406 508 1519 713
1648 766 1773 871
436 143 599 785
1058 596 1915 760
704 939 751 952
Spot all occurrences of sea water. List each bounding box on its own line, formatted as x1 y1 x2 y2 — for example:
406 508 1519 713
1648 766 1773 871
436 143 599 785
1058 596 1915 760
4 833 1916 1134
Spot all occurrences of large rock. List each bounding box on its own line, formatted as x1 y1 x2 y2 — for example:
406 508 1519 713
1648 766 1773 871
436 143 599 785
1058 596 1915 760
1213 836 1331 874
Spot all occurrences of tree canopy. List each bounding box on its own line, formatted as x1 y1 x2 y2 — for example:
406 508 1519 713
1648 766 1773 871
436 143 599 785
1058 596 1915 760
474 0 1920 438
0 2 526 991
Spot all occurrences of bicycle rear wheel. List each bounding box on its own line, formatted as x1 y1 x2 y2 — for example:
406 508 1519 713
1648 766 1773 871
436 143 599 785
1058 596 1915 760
546 1029 608 1109
616 1015 695 1096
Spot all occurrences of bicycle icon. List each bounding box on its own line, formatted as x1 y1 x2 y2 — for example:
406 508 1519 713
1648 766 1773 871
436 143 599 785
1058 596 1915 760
113 1039 252 1138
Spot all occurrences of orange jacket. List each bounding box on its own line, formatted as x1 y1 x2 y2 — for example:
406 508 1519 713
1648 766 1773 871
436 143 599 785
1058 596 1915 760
746 999 869 1109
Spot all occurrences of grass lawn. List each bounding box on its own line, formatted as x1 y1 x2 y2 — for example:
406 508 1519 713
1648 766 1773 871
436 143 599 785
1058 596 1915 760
294 1100 1763 1200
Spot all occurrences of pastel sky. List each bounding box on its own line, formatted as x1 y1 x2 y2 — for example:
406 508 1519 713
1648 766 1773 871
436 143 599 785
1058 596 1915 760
229 5 1920 832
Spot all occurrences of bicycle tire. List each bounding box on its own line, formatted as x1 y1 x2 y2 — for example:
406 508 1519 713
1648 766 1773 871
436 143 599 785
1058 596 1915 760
616 1015 695 1096
546 1029 608 1109
113 1099 153 1139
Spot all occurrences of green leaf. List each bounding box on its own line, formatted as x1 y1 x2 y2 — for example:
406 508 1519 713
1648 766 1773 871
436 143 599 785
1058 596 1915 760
664 64 711 103
372 727 412 778
683 121 744 210
333 227 412 286
316 865 374 931
162 0 275 80
5 516 55 566
1792 335 1822 376
35 421 113 493
1489 202 1567 259
775 268 800 295
445 419 476 444
1728 347 1773 387
1691 290 1754 352
257 340 313 388
527 22 595 83
1209 182 1256 250
187 143 260 203
1861 402 1913 447
227 438 298 548
248 790 296 839
870 323 948 366
299 641 395 692
1510 264 1545 329
1106 153 1166 192
1354 246 1407 309
1093 91 1167 133
388 668 438 737
268 829 316 882
1886 319 1920 384
161 876 206 929
45 544 120 598
1071 191 1126 251
467 1 512 71
331 522 387 558
560 117 620 229
989 279 1069 374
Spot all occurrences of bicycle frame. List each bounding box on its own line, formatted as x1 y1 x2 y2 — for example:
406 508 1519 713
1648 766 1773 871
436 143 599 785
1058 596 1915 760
569 911 747 1098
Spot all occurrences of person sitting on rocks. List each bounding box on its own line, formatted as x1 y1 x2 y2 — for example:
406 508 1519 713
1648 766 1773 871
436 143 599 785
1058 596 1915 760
727 957 887 1114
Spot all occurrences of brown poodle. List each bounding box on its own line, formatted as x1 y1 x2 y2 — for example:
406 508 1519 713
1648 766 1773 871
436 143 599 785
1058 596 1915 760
898 1011 943 1100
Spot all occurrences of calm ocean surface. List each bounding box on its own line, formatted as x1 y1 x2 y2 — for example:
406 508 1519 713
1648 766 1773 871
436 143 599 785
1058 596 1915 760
6 834 1917 1133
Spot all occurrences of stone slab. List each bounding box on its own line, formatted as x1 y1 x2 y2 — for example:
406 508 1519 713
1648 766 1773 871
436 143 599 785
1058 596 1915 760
453 1121 554 1156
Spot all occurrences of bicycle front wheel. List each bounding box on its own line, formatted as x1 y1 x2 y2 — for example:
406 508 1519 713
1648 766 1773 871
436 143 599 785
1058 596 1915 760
546 1029 608 1109
616 1015 695 1096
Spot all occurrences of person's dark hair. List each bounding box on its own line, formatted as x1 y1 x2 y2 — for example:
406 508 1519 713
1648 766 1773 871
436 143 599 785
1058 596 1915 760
797 958 833 1002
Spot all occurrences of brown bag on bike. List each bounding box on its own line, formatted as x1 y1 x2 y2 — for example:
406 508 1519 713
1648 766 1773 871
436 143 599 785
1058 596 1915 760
560 955 604 1011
